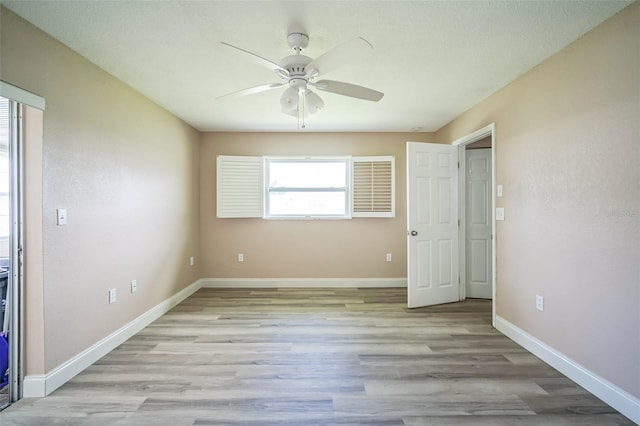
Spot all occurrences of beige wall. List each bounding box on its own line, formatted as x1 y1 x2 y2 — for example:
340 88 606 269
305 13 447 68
436 3 639 398
199 132 436 279
1 8 202 373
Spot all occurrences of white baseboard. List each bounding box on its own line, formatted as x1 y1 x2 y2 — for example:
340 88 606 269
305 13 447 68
496 316 640 424
22 279 203 398
201 277 407 288
21 374 46 398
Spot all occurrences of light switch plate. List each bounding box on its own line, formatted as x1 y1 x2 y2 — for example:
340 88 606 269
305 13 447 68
496 207 505 221
497 185 503 197
57 208 67 225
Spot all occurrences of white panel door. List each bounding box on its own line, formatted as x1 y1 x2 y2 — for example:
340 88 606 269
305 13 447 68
465 148 492 299
407 142 459 308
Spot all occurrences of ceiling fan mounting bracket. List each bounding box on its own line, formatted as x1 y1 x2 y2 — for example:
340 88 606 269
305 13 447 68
287 32 309 52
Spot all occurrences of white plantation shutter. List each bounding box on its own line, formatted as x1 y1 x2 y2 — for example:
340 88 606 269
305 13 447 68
352 156 395 217
216 155 263 218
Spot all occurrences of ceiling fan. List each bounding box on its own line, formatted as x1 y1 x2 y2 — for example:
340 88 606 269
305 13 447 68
218 32 384 120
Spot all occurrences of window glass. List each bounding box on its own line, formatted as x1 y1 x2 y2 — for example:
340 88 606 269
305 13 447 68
269 162 346 188
265 158 349 218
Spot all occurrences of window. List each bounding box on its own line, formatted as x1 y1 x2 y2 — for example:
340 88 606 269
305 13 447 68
216 155 395 219
265 158 350 219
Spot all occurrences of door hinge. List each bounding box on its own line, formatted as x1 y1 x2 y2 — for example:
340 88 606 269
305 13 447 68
458 219 460 226
457 161 460 169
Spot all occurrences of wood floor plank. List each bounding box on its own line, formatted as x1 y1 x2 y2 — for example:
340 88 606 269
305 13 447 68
364 378 549 397
403 414 630 426
0 288 634 425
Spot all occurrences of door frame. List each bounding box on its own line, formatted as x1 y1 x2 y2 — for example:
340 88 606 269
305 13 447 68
453 123 496 326
8 99 23 404
0 81 46 404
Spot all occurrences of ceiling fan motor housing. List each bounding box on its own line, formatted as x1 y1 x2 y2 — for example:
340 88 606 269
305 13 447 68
279 54 312 77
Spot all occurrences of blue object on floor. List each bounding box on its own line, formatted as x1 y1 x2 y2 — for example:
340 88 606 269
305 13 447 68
0 332 8 388
0 267 7 328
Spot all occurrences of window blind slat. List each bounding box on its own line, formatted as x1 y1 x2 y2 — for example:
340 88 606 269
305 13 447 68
351 156 395 217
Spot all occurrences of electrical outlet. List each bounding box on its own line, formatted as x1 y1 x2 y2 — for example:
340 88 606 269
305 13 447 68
238 253 244 262
109 288 117 304
190 256 194 266
536 295 544 311
386 253 392 262
131 280 137 293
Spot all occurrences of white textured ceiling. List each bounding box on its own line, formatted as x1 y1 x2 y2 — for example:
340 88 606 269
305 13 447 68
2 1 632 132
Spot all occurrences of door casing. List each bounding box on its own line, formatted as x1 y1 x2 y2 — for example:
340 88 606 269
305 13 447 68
453 123 496 326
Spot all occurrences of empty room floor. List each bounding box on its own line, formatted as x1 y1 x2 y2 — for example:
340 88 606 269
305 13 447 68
0 287 633 425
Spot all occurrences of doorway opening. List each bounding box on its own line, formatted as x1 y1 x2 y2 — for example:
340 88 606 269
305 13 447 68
0 96 16 409
0 81 45 406
453 123 496 326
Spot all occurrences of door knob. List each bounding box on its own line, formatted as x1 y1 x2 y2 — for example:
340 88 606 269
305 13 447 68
410 230 418 236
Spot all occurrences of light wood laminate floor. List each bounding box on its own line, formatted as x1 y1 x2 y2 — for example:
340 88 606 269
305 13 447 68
0 288 634 425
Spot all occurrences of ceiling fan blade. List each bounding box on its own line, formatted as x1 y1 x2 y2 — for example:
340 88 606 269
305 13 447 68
304 37 373 76
312 80 384 102
221 42 289 76
217 82 286 99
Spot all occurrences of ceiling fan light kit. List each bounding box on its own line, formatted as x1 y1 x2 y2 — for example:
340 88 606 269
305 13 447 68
305 90 325 114
280 86 299 115
219 31 384 126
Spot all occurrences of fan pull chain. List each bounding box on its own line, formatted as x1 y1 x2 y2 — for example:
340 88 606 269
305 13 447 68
301 89 306 129
297 88 306 130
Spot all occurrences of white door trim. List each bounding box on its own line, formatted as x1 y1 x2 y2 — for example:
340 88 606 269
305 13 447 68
0 81 46 111
452 123 496 326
